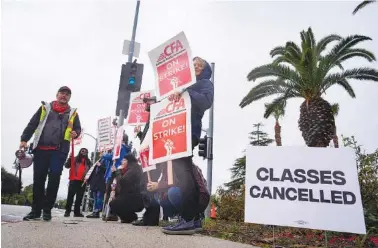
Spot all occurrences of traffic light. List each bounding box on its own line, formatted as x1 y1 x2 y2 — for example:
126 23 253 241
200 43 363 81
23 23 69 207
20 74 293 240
198 135 208 159
116 60 144 117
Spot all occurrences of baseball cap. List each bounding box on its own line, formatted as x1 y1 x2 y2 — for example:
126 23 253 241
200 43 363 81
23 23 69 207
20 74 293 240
58 86 72 94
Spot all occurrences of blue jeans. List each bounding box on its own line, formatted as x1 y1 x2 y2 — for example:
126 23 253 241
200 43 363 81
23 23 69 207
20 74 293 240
155 187 181 218
92 191 104 212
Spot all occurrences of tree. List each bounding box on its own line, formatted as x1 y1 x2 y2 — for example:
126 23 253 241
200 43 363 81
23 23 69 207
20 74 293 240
331 103 340 148
353 0 376 15
1 167 20 195
240 27 378 147
264 101 286 146
342 136 378 230
225 123 273 190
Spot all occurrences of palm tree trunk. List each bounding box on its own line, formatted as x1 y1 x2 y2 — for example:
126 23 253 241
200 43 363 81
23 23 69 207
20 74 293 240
274 120 282 146
333 126 339 148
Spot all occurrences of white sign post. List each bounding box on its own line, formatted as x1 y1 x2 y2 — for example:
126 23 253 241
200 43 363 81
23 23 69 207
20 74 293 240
97 117 112 150
244 146 366 234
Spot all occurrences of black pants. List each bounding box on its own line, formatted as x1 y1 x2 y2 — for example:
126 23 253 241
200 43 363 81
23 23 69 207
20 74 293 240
65 180 85 214
32 149 68 214
142 169 161 225
109 194 144 223
172 136 200 221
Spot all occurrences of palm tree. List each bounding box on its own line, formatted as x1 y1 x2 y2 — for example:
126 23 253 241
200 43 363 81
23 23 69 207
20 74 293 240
331 103 340 148
353 0 376 15
264 101 286 146
240 27 378 147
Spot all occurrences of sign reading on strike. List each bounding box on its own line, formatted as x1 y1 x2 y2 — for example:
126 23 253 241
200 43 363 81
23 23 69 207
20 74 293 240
126 90 155 126
244 146 366 234
148 31 196 100
112 126 124 160
149 92 192 164
97 117 112 149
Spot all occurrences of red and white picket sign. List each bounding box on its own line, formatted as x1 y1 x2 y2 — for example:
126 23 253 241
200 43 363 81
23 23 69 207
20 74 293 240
149 91 192 165
148 31 196 100
126 90 155 126
139 128 156 173
74 128 84 146
112 126 124 160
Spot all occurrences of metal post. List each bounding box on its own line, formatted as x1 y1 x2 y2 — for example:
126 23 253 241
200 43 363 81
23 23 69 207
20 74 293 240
205 62 215 218
128 0 141 63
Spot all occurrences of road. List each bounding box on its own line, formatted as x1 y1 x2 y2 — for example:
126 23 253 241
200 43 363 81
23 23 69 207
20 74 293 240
1 205 258 248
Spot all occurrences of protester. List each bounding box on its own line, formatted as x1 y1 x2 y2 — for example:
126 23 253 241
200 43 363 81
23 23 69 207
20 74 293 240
102 134 132 221
109 153 144 223
148 57 214 234
64 148 92 217
85 154 106 218
132 97 162 227
20 86 81 221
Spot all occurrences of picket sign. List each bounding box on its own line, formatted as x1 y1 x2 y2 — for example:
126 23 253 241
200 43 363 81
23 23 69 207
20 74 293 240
81 158 102 187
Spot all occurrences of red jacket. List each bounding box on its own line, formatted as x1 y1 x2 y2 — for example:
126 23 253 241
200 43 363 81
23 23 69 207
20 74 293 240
65 156 91 181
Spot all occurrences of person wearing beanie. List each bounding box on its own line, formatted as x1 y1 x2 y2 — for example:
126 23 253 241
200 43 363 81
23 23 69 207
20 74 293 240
20 86 81 221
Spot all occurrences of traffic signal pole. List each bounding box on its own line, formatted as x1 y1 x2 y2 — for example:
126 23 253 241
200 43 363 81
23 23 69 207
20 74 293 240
205 62 215 218
118 0 140 125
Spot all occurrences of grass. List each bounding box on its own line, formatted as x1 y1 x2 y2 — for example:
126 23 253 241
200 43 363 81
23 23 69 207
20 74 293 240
200 218 378 248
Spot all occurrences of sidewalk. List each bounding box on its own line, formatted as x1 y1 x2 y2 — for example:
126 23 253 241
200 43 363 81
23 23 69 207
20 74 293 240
1 216 259 248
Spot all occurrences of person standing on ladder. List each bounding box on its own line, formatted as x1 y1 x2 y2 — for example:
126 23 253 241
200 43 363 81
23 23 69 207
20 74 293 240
20 86 81 221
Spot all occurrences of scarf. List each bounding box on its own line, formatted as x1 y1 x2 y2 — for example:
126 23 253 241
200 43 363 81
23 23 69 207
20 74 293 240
52 101 69 113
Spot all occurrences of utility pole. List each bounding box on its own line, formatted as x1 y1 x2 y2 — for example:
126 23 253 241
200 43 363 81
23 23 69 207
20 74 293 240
205 62 215 218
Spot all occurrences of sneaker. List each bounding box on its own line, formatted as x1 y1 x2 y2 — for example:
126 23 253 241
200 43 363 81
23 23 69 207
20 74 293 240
194 219 203 232
162 219 196 235
64 212 70 217
86 212 100 218
23 211 41 221
42 210 52 221
74 213 84 217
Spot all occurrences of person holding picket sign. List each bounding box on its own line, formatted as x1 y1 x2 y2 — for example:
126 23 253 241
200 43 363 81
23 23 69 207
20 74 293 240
147 56 214 235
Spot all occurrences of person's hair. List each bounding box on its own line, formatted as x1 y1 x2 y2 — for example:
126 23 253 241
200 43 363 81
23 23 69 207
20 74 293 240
193 57 206 67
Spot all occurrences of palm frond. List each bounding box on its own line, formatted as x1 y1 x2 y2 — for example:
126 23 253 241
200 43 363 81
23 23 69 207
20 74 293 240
331 103 340 117
353 0 376 15
240 79 291 108
264 100 286 120
316 34 342 56
263 91 297 118
336 48 376 64
247 64 303 83
270 46 286 57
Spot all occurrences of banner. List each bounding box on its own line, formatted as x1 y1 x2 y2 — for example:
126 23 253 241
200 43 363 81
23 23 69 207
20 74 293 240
74 128 84 146
139 128 156 172
126 90 155 126
149 92 192 164
112 126 124 160
244 146 366 234
148 31 196 100
97 117 112 149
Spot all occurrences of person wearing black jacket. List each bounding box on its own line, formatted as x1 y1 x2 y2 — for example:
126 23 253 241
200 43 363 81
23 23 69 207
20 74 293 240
109 153 144 223
132 97 162 226
64 148 92 217
20 86 81 221
86 157 106 218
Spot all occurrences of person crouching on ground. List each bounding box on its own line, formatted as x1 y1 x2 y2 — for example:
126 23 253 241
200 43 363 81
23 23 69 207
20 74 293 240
108 153 144 223
64 148 92 217
85 152 106 218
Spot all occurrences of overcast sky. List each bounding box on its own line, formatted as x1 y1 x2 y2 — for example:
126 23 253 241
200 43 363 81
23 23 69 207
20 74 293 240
1 0 378 199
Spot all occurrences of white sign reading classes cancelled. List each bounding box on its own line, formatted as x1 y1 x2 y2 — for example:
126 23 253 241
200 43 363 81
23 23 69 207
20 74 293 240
244 146 366 234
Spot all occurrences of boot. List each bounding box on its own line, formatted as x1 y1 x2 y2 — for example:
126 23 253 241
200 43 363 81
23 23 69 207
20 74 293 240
86 212 100 218
42 210 52 221
23 211 41 221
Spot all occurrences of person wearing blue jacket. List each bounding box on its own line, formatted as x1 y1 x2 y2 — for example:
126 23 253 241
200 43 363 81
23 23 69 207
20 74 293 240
147 57 214 235
102 133 132 221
